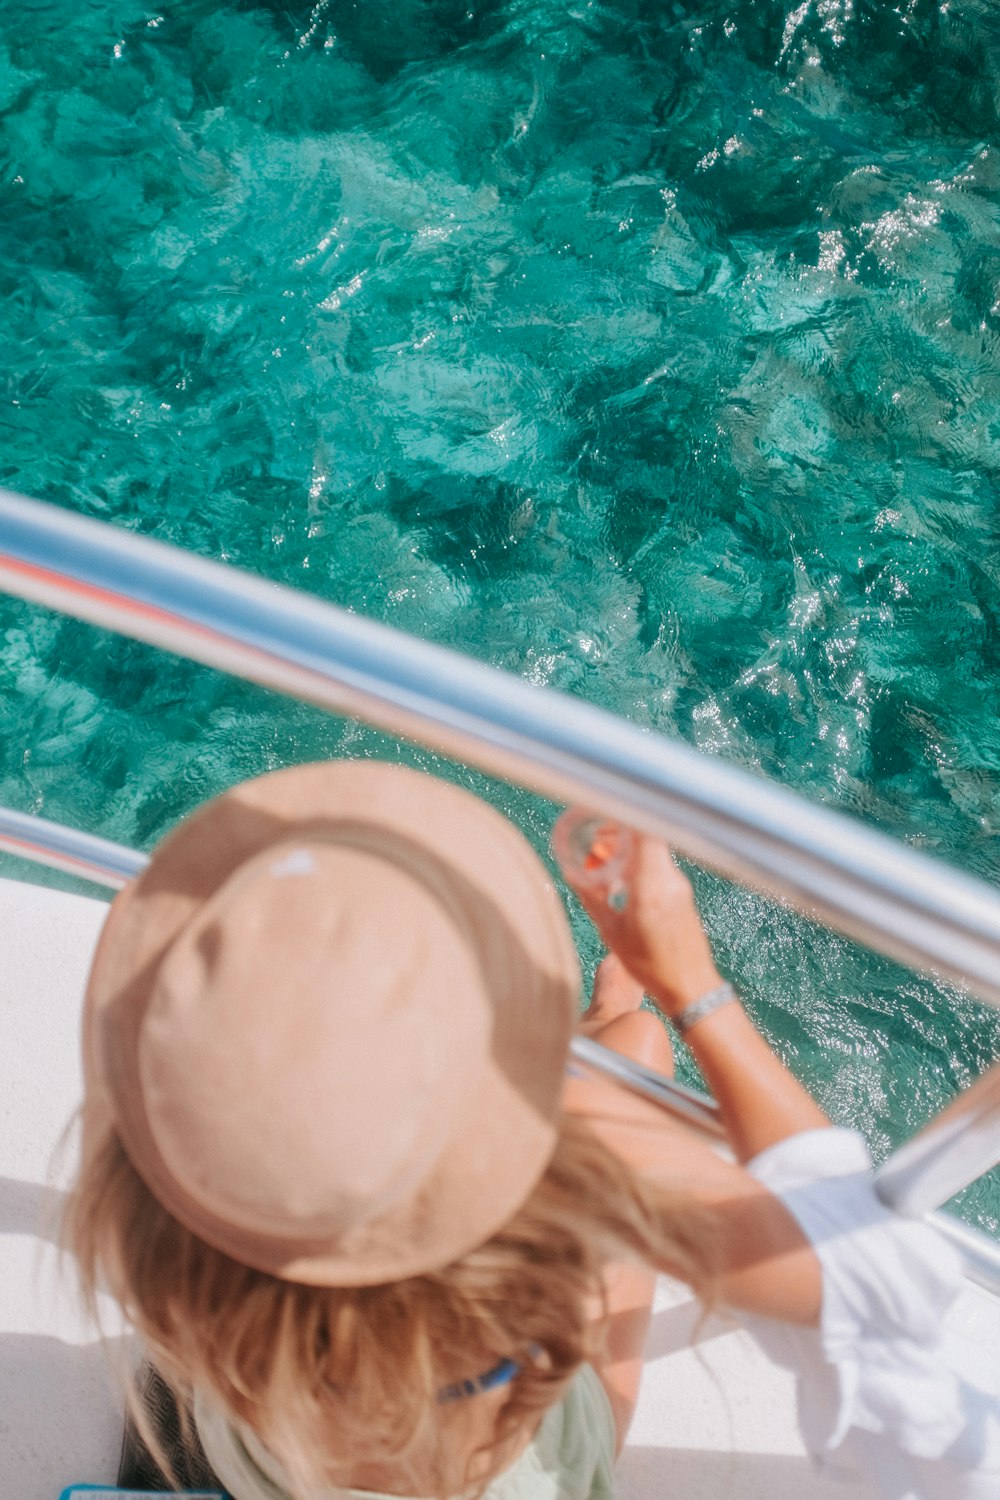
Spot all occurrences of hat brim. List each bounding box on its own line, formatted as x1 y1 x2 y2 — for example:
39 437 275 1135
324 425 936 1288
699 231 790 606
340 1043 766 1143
83 760 581 1284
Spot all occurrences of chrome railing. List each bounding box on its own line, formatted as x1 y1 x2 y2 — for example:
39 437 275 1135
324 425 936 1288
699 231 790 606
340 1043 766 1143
0 489 998 1292
0 805 146 888
0 799 726 1145
2 489 1000 1006
873 1065 1000 1217
3 796 998 1295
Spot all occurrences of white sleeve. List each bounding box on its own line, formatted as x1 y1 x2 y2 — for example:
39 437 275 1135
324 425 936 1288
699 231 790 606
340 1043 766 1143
740 1127 1000 1499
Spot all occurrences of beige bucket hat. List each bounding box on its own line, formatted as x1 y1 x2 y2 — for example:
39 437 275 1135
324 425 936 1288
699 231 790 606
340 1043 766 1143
83 760 580 1286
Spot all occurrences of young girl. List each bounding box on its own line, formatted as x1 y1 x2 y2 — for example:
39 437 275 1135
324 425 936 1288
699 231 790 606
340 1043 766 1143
66 760 996 1500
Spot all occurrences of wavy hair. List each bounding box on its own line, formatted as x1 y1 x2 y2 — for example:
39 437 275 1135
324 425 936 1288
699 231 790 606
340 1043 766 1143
66 1102 718 1499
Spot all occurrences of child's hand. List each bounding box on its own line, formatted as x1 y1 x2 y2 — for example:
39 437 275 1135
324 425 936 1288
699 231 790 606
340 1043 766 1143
553 810 723 1018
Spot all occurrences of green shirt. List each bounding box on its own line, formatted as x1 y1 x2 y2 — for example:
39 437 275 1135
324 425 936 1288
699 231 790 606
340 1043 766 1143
195 1364 617 1500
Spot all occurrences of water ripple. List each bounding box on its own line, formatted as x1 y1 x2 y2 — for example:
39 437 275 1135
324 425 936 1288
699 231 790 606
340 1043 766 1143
0 0 998 1228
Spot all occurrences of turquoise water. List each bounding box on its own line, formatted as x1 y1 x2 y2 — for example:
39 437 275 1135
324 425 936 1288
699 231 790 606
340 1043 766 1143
2 1 1000 1229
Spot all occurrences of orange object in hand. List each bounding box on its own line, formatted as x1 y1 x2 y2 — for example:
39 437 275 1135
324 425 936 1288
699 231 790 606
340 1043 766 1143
552 810 633 908
584 831 619 870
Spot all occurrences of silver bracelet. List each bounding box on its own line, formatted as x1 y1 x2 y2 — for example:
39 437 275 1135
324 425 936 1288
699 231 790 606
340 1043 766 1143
672 982 738 1036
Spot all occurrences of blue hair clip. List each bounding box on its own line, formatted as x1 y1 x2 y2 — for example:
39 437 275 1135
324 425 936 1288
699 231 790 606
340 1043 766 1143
438 1355 522 1403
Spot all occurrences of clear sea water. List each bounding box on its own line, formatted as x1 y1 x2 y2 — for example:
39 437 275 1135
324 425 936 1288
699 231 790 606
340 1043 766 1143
1 0 999 1231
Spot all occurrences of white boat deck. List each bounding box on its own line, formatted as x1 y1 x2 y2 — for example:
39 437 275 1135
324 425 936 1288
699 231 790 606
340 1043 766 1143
2 874 996 1500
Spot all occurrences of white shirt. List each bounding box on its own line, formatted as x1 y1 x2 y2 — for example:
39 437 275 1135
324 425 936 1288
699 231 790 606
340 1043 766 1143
744 1128 1000 1499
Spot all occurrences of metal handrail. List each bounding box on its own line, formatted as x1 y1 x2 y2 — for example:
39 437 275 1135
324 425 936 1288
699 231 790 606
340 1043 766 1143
0 800 726 1141
569 1035 724 1138
2 797 998 1294
0 805 146 888
0 489 997 1267
2 488 1000 1007
874 1065 1000 1217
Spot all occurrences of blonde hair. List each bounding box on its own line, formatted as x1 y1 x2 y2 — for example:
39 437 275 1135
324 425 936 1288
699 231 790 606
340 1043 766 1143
67 1102 718 1498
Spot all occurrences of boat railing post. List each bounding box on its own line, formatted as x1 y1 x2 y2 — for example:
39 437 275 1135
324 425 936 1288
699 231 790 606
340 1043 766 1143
875 1062 1000 1216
